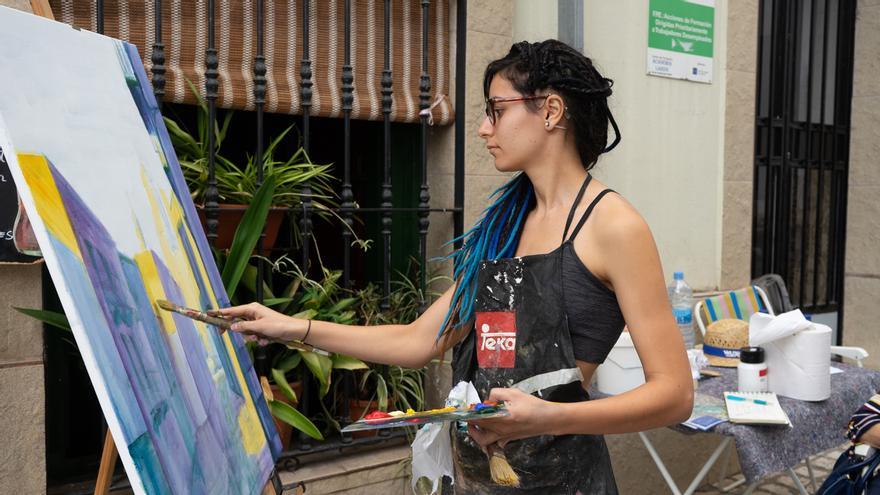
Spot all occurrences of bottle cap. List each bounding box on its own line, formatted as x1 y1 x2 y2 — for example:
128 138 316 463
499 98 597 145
739 346 765 364
674 271 684 280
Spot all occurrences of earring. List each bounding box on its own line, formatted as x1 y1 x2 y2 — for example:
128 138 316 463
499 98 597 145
545 121 551 128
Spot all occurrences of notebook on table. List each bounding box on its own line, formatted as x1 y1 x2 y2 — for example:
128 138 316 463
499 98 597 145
723 391 791 426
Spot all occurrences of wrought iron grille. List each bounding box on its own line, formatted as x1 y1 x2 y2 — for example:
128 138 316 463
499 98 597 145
752 0 856 334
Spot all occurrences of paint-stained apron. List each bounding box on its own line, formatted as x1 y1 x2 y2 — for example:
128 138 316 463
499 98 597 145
451 176 619 494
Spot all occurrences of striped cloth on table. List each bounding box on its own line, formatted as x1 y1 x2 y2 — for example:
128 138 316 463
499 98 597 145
847 393 880 443
699 286 768 324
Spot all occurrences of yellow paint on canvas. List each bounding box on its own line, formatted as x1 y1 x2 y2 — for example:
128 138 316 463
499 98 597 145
16 153 81 259
224 333 267 454
134 251 177 334
180 216 219 308
237 394 268 455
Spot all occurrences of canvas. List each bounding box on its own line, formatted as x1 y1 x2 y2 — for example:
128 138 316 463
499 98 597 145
0 7 281 494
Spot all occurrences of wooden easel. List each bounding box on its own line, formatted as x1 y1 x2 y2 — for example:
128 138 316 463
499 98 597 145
94 430 118 495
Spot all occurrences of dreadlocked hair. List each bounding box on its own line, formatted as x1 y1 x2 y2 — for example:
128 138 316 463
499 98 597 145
486 39 620 170
437 39 620 340
437 173 533 341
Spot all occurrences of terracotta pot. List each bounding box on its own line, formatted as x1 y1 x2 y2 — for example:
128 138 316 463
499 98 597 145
195 204 285 254
270 380 303 451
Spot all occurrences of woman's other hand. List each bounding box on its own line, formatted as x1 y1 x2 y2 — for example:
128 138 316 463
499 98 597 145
218 303 307 346
466 388 556 449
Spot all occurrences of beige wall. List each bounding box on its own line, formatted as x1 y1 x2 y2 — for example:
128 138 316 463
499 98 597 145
583 0 727 291
843 0 880 368
515 1 736 291
513 0 557 43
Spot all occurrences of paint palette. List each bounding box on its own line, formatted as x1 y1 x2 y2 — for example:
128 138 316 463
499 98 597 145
341 402 509 432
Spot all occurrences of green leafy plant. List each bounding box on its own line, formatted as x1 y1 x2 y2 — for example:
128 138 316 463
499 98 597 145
261 258 368 401
163 80 337 209
358 364 426 414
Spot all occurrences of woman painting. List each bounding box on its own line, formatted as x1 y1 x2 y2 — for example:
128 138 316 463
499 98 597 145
221 40 694 494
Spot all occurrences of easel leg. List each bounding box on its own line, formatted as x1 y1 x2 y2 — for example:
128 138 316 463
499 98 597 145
94 429 118 495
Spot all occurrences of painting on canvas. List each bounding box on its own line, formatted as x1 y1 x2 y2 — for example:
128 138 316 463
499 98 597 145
0 7 281 494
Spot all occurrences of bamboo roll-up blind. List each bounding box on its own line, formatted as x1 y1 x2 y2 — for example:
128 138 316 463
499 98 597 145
50 0 454 125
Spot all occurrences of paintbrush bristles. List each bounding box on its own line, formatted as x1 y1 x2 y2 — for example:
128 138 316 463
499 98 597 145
487 445 520 487
155 299 175 311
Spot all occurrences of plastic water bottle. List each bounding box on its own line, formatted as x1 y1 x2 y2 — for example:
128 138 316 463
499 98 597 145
668 271 695 349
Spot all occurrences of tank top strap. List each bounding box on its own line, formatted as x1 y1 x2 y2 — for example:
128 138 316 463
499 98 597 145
561 174 593 244
566 189 616 242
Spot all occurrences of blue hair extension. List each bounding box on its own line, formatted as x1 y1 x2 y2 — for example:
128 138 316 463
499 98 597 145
437 173 534 340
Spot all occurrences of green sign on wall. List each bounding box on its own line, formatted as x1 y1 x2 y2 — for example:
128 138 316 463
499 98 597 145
647 0 715 83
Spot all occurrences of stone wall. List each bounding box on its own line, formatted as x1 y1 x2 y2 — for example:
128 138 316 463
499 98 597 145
0 264 45 494
720 0 759 289
843 0 880 367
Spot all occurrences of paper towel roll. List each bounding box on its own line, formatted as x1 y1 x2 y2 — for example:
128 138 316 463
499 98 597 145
765 323 831 401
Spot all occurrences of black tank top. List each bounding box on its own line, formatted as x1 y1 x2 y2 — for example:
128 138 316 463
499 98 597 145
558 177 626 364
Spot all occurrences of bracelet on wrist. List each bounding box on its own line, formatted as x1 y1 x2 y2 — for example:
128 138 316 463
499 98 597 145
302 319 312 343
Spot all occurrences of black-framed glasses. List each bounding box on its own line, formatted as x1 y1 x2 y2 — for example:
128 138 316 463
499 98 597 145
484 94 551 125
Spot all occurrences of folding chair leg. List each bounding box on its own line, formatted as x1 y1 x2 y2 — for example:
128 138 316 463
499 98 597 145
638 433 733 495
715 440 747 493
716 438 733 484
805 456 817 492
639 432 682 495
787 467 809 495
742 481 759 495
683 437 733 495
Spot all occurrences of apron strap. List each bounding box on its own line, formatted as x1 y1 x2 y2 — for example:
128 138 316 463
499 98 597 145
566 189 616 242
561 174 593 244
511 367 585 395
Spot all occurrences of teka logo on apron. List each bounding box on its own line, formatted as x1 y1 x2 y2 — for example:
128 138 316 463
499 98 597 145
475 311 517 368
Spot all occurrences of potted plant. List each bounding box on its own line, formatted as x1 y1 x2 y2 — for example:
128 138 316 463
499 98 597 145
163 81 338 251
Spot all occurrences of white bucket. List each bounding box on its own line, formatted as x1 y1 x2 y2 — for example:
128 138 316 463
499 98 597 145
596 332 646 395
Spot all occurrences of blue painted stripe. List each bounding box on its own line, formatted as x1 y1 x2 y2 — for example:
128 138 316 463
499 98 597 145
753 286 765 312
730 291 743 320
706 298 718 321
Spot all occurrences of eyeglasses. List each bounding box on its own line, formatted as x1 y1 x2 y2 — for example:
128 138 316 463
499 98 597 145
484 95 551 125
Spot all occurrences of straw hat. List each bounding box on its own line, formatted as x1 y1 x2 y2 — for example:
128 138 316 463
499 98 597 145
702 319 749 367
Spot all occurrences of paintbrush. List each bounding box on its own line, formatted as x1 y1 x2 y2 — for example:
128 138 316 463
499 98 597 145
154 299 319 353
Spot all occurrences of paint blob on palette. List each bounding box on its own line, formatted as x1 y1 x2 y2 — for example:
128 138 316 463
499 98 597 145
0 7 280 494
342 402 510 432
